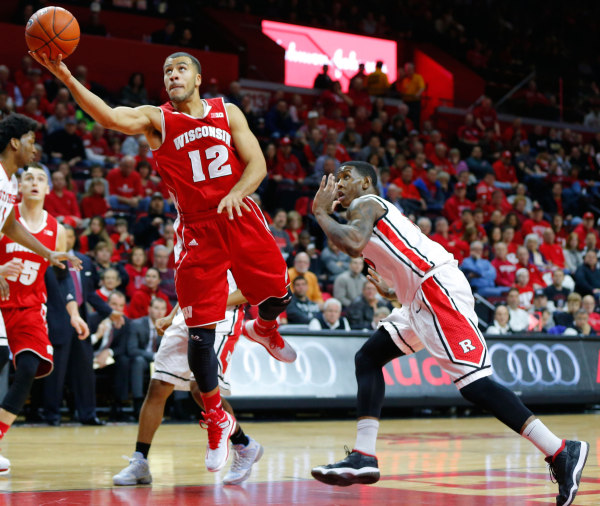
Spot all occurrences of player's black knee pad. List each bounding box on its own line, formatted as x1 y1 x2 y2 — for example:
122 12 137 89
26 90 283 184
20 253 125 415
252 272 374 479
1 352 40 415
187 328 218 393
460 376 533 433
258 289 292 321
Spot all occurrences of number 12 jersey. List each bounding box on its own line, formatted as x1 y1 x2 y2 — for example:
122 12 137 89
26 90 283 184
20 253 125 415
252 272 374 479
153 98 245 215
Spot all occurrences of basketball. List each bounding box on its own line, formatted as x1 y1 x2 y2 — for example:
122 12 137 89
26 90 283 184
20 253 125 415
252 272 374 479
25 6 80 61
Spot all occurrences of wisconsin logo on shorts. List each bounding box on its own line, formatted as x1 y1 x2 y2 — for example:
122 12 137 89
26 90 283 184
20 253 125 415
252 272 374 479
182 306 193 319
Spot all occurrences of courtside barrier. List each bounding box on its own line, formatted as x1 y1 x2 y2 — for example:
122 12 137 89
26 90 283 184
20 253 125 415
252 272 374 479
228 332 600 409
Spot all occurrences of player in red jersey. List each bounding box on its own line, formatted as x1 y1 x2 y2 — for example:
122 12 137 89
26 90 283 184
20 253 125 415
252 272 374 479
33 51 295 472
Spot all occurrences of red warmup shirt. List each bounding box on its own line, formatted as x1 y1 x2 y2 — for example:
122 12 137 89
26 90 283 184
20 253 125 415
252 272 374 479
80 194 109 219
127 285 172 319
457 125 480 143
491 258 517 287
443 195 474 223
574 224 600 250
107 168 143 198
476 180 497 204
492 160 517 184
273 152 305 181
391 178 422 201
83 134 110 156
521 218 551 240
45 189 81 219
539 242 565 269
517 262 546 288
430 234 470 262
473 105 498 130
124 264 148 299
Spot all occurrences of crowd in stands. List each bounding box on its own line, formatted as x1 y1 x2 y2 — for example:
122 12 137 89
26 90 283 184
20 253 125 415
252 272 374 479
2 2 600 421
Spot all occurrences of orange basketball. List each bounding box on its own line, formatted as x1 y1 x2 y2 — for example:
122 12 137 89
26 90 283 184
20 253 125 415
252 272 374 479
25 6 80 61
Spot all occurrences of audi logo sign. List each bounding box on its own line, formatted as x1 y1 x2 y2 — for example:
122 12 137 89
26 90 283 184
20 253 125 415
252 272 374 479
489 343 580 387
228 334 600 409
261 20 397 91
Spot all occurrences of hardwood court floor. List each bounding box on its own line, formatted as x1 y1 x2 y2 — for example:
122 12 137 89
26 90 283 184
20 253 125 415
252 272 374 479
0 413 598 505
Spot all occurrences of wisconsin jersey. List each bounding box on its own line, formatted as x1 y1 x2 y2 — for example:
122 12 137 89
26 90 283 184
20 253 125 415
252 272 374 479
0 205 58 308
360 195 455 305
152 98 244 215
0 162 19 231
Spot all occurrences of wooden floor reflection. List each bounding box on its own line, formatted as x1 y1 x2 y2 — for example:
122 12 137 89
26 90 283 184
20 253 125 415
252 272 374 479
0 413 598 505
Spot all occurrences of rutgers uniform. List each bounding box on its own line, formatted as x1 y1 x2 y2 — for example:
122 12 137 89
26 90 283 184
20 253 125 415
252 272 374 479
360 195 492 388
153 270 244 394
152 98 288 327
0 163 19 347
0 206 57 378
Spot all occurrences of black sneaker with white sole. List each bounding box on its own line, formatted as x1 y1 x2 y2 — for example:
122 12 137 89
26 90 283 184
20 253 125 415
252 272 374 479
311 447 380 487
545 439 589 506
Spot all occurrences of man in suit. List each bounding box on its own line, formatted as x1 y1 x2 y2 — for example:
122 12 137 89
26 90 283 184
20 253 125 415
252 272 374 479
128 298 168 417
43 225 124 425
90 291 131 421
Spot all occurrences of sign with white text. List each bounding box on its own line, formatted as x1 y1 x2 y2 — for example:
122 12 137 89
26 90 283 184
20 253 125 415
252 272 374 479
261 20 397 91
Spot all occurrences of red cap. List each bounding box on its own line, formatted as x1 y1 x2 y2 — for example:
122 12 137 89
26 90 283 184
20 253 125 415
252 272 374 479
502 150 512 158
455 182 466 189
280 137 291 146
583 212 594 219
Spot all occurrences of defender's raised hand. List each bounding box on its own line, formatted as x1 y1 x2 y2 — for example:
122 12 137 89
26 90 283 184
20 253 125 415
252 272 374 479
312 174 339 215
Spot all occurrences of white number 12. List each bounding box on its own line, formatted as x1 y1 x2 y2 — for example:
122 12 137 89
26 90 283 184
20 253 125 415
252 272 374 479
188 146 232 183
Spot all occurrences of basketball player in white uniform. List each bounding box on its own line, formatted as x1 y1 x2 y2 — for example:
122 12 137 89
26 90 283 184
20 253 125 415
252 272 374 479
310 162 587 506
113 270 263 486
0 114 82 474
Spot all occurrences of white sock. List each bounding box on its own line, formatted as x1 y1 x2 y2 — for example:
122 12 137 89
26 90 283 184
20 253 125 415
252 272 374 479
354 419 379 456
521 419 563 458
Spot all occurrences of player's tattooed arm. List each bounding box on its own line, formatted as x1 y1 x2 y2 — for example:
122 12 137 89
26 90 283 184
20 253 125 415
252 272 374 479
313 176 381 257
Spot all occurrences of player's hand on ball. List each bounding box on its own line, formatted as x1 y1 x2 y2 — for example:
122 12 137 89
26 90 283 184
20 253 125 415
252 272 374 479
312 174 339 215
50 251 82 270
217 190 251 220
29 52 72 82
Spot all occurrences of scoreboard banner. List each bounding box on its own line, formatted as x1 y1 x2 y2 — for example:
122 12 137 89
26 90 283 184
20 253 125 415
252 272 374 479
228 332 600 409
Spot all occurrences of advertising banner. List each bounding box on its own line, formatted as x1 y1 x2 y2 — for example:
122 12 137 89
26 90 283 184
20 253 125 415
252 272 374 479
228 333 600 409
261 20 397 91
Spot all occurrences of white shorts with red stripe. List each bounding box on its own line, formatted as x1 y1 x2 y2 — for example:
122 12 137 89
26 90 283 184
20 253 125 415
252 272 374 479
152 306 243 395
380 263 492 389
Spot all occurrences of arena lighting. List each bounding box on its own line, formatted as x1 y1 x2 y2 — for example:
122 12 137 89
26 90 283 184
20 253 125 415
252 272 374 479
262 20 397 91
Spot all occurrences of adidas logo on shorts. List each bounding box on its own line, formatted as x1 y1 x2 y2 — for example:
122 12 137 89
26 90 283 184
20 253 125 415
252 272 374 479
188 239 198 246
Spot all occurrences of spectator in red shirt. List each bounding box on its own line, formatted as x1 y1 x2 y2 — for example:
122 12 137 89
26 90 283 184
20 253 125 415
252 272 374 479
443 182 474 223
582 295 600 332
124 246 148 299
473 96 500 136
107 155 142 212
429 143 454 175
83 123 115 166
347 77 372 115
95 268 122 302
137 160 159 200
503 117 527 146
391 166 425 215
521 203 551 241
539 227 566 270
80 177 110 219
492 151 518 190
516 246 546 289
484 189 512 220
47 87 76 117
430 217 469 262
574 212 600 249
492 242 518 287
273 137 305 183
285 210 304 247
475 170 499 207
0 65 22 108
44 170 82 227
457 113 481 147
110 218 134 262
127 268 172 319
514 268 535 309
324 128 351 162
79 216 114 255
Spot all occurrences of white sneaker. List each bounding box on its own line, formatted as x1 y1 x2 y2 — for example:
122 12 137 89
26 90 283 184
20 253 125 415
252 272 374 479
223 437 264 485
0 454 9 475
201 409 236 472
243 320 297 363
112 452 152 485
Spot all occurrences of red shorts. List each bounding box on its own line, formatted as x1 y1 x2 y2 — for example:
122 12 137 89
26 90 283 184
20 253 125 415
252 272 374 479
175 198 289 327
3 305 53 378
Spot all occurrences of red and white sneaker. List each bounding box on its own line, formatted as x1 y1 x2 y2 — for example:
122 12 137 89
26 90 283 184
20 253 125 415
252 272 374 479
200 409 236 472
243 320 297 363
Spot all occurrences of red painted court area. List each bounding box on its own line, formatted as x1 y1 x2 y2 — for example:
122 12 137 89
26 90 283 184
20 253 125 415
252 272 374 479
6 471 600 506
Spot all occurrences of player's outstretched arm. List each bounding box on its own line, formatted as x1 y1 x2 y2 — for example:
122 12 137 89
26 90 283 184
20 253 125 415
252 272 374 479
29 53 160 137
1 210 81 270
313 174 381 258
217 104 266 219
